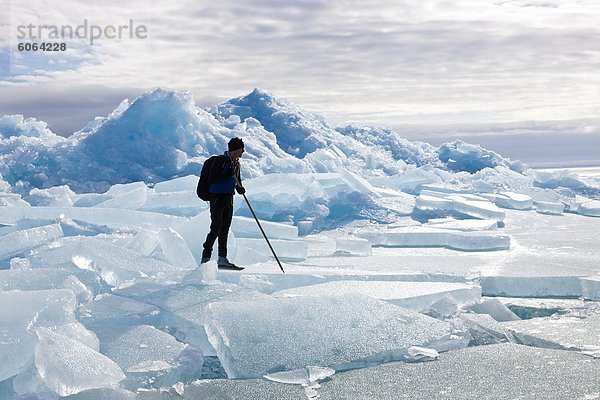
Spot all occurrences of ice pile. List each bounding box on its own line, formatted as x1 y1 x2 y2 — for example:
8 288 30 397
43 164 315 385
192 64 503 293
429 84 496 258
0 290 127 398
438 140 526 173
0 87 596 203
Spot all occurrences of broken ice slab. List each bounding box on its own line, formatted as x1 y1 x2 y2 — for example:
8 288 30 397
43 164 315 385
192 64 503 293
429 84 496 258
334 236 372 256
124 225 199 271
124 282 270 356
264 365 335 399
204 293 465 378
317 343 600 399
446 195 506 221
0 289 76 381
414 192 505 222
78 293 166 335
534 200 564 215
481 276 583 298
494 297 585 319
0 268 104 297
457 313 515 345
264 366 335 386
25 186 76 207
152 175 198 193
339 169 382 198
356 227 510 251
581 276 600 300
482 191 533 210
274 281 480 314
578 199 600 217
11 322 102 398
93 183 147 210
73 192 113 207
139 191 206 216
371 193 416 215
484 210 600 298
234 238 308 263
242 174 327 217
467 298 520 322
0 192 30 208
34 327 125 397
425 217 498 231
31 236 190 288
0 205 186 230
502 314 600 355
76 292 209 358
103 325 203 390
231 216 299 240
0 223 63 260
446 231 510 251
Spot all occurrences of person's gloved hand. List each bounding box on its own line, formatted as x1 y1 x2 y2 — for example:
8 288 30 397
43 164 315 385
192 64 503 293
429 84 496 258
236 186 246 195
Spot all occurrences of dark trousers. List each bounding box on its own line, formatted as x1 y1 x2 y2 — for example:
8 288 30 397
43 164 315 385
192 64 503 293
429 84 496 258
202 195 233 258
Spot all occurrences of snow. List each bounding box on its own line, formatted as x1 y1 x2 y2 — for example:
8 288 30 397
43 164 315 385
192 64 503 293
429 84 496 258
1 87 600 397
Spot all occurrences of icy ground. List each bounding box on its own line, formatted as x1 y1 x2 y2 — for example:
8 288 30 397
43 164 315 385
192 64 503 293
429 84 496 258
1 176 599 399
1 88 600 399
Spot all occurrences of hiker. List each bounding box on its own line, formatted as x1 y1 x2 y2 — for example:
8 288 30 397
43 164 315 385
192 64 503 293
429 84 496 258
201 137 246 270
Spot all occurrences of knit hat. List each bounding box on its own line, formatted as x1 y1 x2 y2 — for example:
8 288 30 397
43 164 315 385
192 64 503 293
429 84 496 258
228 137 244 151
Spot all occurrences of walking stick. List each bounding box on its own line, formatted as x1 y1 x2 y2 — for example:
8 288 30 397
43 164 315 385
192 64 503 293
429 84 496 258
234 174 285 273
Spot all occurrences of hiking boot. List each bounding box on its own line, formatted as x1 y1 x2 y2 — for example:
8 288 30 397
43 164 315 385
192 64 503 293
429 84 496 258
201 256 210 264
217 256 244 270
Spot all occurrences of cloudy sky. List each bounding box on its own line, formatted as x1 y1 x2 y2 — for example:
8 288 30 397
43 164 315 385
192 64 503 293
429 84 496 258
1 0 599 166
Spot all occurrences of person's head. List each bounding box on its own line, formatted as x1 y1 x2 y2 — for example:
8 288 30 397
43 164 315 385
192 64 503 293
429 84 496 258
228 137 245 159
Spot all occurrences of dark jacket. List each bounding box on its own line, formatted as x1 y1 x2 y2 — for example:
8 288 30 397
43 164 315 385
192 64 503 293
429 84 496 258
209 152 242 196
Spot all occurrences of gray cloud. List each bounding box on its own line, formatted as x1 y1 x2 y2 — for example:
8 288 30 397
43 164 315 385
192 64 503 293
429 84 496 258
2 0 600 165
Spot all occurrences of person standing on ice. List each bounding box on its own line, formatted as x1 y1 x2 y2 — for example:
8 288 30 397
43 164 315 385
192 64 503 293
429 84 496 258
201 137 246 270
